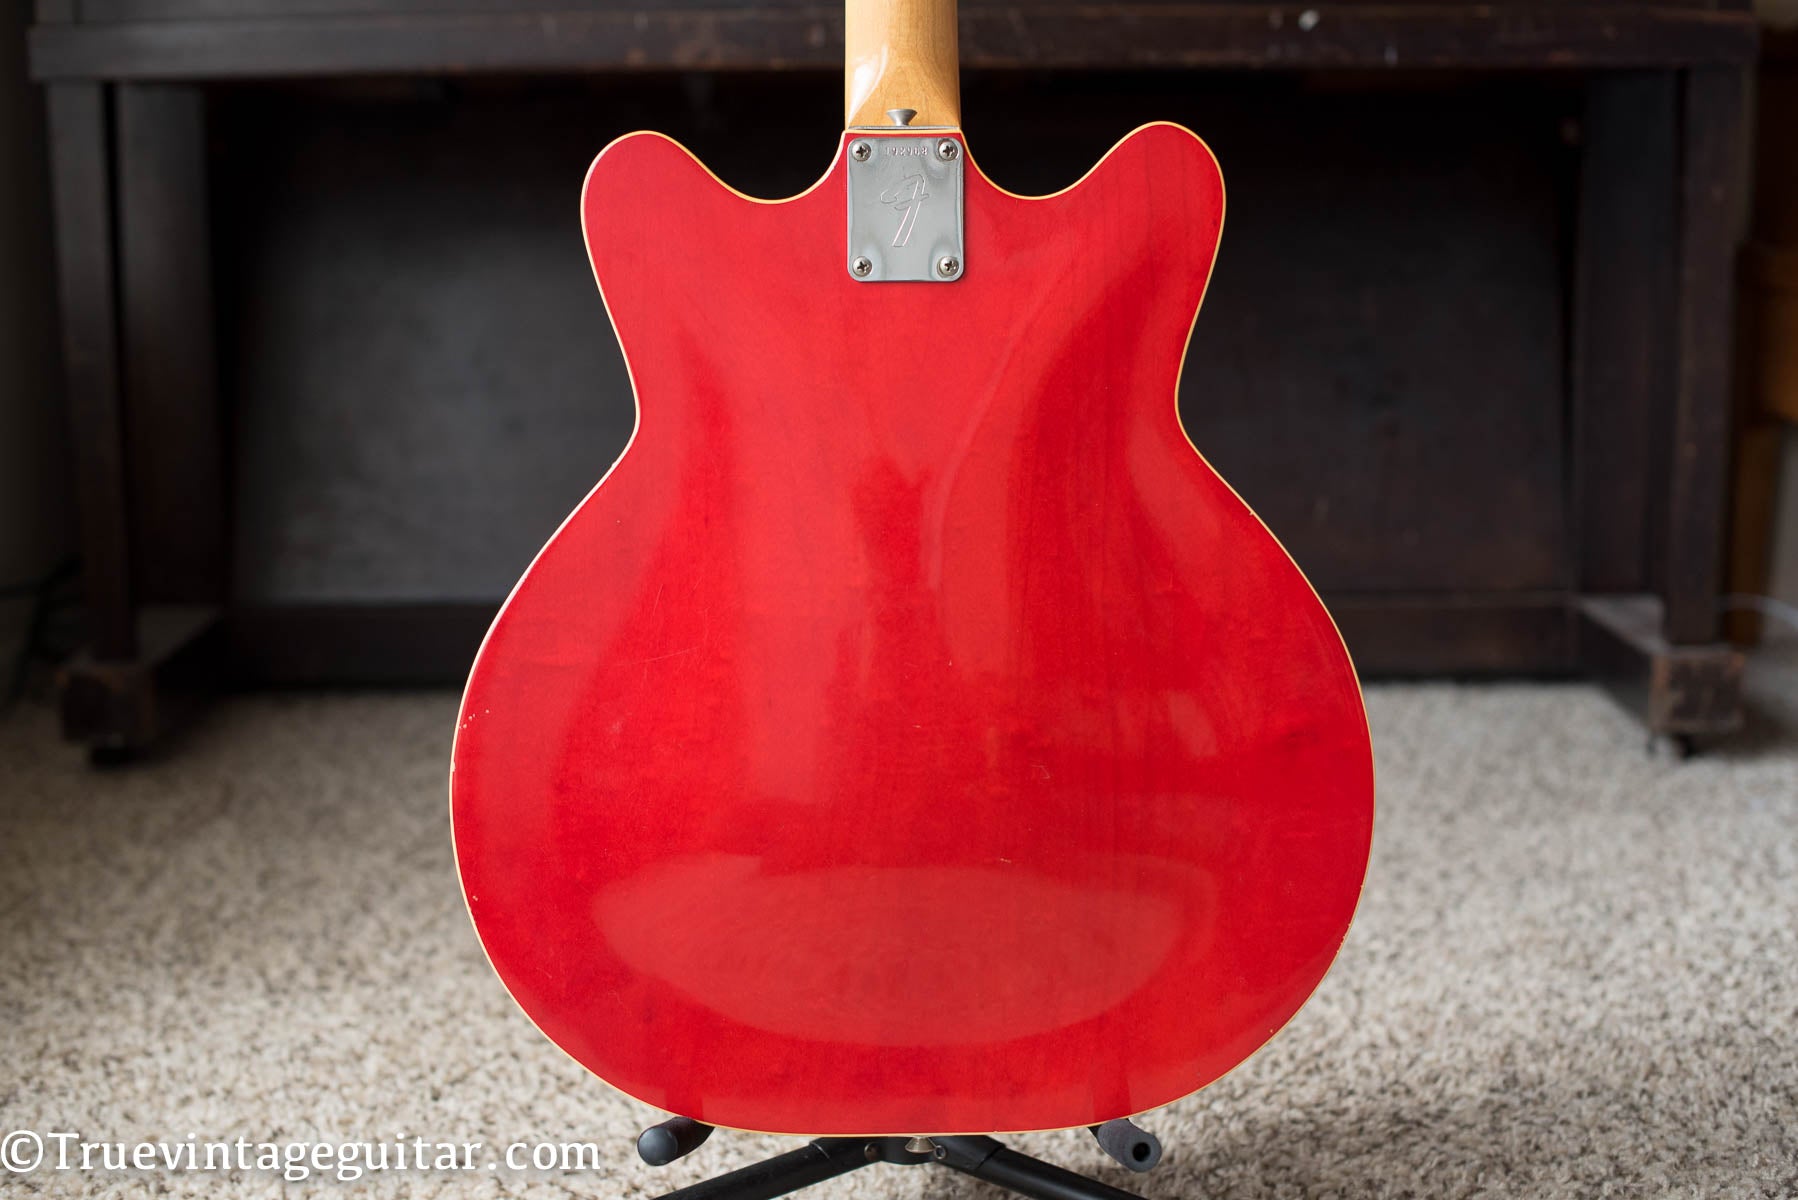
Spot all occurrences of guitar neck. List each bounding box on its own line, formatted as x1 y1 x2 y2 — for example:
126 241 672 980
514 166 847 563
845 0 961 129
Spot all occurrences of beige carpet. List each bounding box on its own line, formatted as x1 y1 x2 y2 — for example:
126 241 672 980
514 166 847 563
3 651 1796 1198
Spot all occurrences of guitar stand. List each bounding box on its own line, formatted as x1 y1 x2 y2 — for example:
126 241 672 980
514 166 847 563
638 1116 1163 1200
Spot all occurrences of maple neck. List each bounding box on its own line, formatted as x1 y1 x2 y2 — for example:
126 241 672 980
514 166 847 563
845 0 961 129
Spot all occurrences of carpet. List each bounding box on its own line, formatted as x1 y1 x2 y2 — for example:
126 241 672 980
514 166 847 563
2 649 1795 1197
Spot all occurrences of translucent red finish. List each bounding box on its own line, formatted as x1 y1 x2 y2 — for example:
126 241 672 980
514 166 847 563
451 123 1373 1136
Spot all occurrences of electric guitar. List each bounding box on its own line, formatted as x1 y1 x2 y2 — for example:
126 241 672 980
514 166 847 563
452 0 1373 1137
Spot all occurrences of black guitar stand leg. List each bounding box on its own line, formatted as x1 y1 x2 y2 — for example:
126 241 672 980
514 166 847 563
642 1121 1158 1200
639 1117 716 1166
935 1136 1145 1200
649 1137 878 1200
1089 1118 1162 1173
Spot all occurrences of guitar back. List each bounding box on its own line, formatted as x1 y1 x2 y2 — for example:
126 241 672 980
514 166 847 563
452 4 1372 1138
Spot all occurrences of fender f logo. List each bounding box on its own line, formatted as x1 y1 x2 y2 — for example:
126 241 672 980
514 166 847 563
845 136 960 281
880 174 929 248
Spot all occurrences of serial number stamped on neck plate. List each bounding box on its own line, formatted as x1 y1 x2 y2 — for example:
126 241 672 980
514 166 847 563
846 135 964 283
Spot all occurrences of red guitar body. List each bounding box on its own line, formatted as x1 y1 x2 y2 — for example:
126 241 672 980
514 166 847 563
451 123 1373 1136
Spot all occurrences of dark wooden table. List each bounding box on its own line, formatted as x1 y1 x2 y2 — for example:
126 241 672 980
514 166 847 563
29 0 1758 753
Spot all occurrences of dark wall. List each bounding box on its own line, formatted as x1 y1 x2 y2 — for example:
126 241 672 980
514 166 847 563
212 71 1576 605
0 3 69 659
